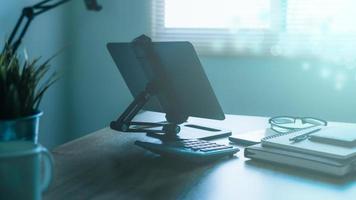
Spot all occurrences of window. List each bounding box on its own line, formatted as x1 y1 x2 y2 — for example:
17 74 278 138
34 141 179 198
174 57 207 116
164 0 271 29
152 0 284 55
284 0 356 63
152 0 356 63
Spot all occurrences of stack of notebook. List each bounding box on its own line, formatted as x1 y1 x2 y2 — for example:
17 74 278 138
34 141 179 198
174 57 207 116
244 126 356 176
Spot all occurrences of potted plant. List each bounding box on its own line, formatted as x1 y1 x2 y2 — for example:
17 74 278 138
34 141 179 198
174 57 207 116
0 0 101 143
0 47 57 143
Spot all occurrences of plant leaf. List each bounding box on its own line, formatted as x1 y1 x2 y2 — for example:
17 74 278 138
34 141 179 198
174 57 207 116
0 46 59 119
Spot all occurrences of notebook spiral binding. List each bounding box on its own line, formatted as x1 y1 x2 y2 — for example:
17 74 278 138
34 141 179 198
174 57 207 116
261 130 294 142
262 126 324 142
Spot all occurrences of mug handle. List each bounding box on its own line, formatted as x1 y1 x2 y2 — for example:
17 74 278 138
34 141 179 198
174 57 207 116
40 147 54 192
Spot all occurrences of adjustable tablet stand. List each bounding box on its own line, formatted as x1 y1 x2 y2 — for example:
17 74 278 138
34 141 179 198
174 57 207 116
110 35 186 141
110 81 183 141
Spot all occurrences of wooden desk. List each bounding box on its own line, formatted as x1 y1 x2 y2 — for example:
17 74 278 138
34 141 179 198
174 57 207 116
44 111 356 200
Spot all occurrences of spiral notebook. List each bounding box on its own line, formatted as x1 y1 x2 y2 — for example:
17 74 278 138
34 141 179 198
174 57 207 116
244 144 356 176
261 126 356 160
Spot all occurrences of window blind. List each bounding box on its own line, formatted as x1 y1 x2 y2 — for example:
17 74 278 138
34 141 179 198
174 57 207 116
152 0 356 63
152 0 285 55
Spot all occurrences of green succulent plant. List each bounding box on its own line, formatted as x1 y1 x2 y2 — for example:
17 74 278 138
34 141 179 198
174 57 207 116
0 46 58 120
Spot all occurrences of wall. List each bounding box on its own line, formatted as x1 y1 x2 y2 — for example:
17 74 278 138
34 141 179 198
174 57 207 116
201 56 356 121
65 0 152 139
66 0 356 142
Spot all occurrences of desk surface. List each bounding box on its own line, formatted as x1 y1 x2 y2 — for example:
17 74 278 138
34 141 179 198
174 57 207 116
44 111 356 200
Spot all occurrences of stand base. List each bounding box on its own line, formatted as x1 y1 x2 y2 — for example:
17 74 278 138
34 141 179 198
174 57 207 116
145 123 231 142
179 124 231 140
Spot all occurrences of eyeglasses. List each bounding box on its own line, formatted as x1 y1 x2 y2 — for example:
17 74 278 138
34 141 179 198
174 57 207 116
269 116 327 133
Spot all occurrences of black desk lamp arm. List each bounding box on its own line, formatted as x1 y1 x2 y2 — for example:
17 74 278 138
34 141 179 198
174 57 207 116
6 0 72 52
5 0 102 53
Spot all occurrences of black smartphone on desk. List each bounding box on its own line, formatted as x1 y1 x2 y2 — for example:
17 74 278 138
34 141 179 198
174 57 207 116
229 129 276 146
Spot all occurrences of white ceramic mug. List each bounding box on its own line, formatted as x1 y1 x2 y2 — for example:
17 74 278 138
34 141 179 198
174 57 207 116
0 141 53 200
